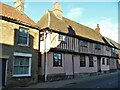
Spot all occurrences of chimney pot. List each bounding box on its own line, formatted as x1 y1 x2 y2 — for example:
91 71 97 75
52 2 62 19
14 0 25 13
95 24 100 34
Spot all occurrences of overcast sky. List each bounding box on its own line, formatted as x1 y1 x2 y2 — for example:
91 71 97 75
1 0 119 43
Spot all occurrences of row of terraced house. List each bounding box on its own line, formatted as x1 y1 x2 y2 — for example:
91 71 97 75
0 0 120 88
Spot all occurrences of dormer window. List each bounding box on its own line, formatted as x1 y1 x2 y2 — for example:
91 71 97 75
95 44 101 50
58 34 66 42
18 27 29 46
80 40 88 47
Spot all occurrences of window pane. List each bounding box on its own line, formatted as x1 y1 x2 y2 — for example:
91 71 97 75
53 53 62 66
19 59 24 66
58 54 61 59
59 34 63 40
14 58 20 66
14 57 23 66
18 36 23 44
14 67 19 74
22 37 27 44
19 28 28 37
19 37 27 45
14 66 23 74
80 55 86 67
23 67 29 74
24 57 29 66
102 58 105 65
89 56 94 67
18 67 24 74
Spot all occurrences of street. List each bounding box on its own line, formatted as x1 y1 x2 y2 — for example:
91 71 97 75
2 72 120 90
61 72 120 88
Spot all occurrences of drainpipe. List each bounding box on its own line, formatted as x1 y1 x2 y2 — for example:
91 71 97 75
72 55 75 79
44 30 48 82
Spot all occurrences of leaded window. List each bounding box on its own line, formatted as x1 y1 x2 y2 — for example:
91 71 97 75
53 53 62 66
80 55 86 67
89 56 94 67
18 28 29 45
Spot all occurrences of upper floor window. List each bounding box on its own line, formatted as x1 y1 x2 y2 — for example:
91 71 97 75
115 49 118 54
112 48 115 52
53 53 62 67
89 56 94 67
80 40 88 47
80 55 86 67
106 46 110 51
58 34 66 43
95 44 101 50
18 28 29 46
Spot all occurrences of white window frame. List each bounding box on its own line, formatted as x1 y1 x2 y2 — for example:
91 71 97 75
58 34 67 42
18 28 29 46
12 52 32 77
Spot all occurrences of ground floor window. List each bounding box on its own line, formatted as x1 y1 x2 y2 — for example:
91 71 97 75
106 58 110 65
53 53 62 66
80 55 86 67
102 58 105 65
89 56 94 67
13 52 32 77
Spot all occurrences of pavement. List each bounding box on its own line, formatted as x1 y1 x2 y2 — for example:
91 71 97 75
23 71 119 88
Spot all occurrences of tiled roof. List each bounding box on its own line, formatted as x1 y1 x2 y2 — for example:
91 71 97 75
104 37 120 49
37 10 104 43
0 2 37 27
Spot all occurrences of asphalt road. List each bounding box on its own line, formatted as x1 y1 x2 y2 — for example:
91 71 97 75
62 72 120 88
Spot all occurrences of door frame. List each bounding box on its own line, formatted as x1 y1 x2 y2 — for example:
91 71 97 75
2 59 8 86
97 57 101 72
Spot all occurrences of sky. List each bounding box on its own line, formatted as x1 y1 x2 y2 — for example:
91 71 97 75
1 0 119 43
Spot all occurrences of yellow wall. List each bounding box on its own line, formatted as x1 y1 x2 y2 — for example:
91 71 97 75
0 19 39 50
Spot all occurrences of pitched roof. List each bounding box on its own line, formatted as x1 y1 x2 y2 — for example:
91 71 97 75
37 11 104 43
104 37 120 49
0 2 37 27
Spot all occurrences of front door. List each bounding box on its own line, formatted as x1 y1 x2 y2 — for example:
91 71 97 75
2 59 7 86
97 57 101 72
64 54 73 77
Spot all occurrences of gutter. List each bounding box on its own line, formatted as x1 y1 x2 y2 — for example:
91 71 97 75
0 15 39 30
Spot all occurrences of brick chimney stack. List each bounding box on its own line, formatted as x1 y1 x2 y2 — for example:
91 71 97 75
14 0 25 13
52 2 62 19
95 24 100 34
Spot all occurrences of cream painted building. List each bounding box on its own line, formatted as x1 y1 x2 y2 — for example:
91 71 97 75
0 0 39 87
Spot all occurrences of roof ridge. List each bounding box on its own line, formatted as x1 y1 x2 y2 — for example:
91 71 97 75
63 17 104 39
1 2 37 27
47 10 51 27
63 17 93 30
